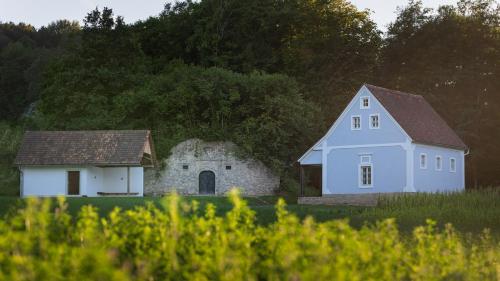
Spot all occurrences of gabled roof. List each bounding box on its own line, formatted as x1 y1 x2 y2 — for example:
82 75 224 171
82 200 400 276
14 130 156 167
298 84 467 163
365 84 467 150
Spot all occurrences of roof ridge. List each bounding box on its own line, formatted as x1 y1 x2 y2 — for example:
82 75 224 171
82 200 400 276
364 83 423 98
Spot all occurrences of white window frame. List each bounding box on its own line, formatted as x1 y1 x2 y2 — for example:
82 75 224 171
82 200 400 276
420 153 427 169
351 115 361 130
369 114 380 129
360 96 370 109
360 155 372 164
449 158 456 172
358 155 373 188
435 155 442 171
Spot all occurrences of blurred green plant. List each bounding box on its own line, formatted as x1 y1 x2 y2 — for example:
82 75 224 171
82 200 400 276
0 189 498 280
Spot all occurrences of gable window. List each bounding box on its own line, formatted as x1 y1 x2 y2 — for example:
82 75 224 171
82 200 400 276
435 156 442 171
226 165 232 170
420 154 427 169
359 155 373 188
182 165 189 170
369 114 380 129
360 155 371 164
450 158 456 172
360 97 370 109
351 116 361 130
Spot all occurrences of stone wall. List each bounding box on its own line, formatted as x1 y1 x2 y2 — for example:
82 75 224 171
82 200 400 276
144 139 279 196
298 193 408 207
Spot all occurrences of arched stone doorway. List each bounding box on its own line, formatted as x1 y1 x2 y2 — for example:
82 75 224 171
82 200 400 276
199 171 215 194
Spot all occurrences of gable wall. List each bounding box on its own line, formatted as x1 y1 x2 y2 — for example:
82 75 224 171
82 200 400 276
324 86 408 147
413 144 464 192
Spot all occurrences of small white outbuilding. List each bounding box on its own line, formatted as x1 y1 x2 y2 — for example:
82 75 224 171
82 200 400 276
14 130 156 197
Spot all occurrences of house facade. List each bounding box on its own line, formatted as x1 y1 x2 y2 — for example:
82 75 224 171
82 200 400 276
14 130 156 197
299 84 467 195
145 139 279 196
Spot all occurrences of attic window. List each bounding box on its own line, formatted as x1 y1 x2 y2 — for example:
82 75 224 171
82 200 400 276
360 97 370 109
370 114 380 129
226 165 232 170
182 165 189 170
351 116 361 130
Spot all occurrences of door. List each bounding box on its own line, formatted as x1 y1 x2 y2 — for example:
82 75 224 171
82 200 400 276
199 171 215 195
67 171 80 195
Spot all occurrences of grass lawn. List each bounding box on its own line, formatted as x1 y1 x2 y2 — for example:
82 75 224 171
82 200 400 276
0 189 499 236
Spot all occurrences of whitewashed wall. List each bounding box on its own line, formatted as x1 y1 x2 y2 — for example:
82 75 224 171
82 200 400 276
21 166 87 197
20 166 144 197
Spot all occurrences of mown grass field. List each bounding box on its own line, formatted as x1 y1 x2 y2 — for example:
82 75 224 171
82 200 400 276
1 189 499 236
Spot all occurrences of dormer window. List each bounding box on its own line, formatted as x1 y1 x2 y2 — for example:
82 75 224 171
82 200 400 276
360 97 370 109
369 114 380 129
351 116 361 130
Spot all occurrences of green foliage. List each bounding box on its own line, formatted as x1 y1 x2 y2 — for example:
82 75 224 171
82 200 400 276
0 21 79 120
0 123 22 195
377 0 500 186
1 0 500 187
0 191 498 280
39 61 318 172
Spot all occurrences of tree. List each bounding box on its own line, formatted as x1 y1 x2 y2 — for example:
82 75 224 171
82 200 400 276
88 62 317 173
378 0 500 187
36 7 149 129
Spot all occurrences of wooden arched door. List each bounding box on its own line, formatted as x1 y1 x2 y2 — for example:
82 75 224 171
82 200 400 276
199 171 215 195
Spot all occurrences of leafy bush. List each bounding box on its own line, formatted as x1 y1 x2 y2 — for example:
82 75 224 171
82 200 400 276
0 190 498 280
0 123 22 195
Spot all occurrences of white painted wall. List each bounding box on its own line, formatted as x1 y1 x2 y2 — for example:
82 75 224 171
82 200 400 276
21 166 86 196
20 166 144 197
130 167 144 196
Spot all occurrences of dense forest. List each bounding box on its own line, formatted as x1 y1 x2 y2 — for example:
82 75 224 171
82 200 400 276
0 0 499 194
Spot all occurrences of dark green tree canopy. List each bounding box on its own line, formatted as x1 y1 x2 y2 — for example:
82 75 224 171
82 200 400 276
0 0 499 190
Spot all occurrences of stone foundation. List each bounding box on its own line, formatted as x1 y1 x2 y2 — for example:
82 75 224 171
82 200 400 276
298 193 408 207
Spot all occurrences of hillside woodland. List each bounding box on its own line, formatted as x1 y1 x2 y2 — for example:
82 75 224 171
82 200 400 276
0 0 499 194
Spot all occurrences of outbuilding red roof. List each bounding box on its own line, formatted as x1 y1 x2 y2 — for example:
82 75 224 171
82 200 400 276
366 84 467 150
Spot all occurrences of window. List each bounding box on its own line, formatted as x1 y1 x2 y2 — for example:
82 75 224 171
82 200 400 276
369 114 380 129
436 156 442 171
360 165 372 187
360 97 370 109
182 165 189 170
359 155 372 188
351 116 361 130
420 154 427 169
360 155 371 164
226 165 232 170
450 158 456 172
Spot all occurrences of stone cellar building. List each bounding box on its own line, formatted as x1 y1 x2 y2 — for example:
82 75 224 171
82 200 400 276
145 139 279 196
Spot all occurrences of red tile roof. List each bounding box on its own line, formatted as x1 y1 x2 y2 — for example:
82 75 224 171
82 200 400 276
365 84 467 150
14 130 156 166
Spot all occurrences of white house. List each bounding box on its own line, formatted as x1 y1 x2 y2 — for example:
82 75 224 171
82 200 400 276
14 130 156 197
298 84 468 196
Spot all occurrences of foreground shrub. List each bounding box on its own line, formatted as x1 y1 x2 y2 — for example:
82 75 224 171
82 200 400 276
0 191 498 280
